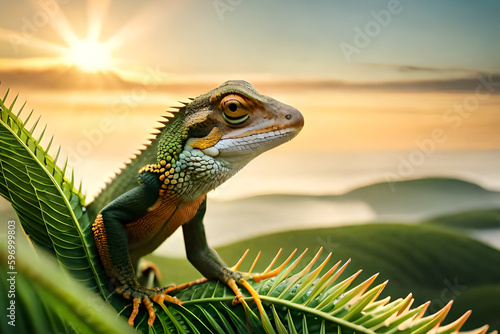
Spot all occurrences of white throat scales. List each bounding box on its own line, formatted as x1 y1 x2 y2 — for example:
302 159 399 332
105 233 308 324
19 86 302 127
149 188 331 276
174 141 234 200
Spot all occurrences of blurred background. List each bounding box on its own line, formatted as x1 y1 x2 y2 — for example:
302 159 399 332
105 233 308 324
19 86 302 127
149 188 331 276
0 0 499 331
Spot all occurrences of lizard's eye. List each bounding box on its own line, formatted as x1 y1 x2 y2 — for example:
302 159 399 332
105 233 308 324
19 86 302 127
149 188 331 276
221 95 249 126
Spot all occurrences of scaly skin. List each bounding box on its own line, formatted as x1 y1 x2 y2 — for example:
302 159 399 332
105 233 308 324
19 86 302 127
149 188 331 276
92 80 304 326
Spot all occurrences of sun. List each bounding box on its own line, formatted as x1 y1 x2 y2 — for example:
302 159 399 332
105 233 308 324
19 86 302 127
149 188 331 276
2 0 159 80
68 39 111 73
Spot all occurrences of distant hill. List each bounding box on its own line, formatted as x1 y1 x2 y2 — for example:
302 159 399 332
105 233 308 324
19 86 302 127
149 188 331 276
427 208 500 229
423 208 500 251
149 223 500 331
203 177 500 246
341 177 500 218
241 177 500 218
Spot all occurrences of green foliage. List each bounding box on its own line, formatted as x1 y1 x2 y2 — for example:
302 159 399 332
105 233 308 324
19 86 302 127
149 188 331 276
148 223 500 331
0 90 497 334
0 90 108 294
0 237 135 334
426 209 500 229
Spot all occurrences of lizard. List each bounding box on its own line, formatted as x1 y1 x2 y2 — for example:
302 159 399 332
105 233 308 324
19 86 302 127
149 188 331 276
91 80 304 326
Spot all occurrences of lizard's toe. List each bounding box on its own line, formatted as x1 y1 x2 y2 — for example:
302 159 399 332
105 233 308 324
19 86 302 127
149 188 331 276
143 297 156 326
152 292 182 306
128 298 141 326
116 283 182 326
226 277 245 306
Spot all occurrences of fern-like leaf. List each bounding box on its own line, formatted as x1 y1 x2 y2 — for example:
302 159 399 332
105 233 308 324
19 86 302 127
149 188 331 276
134 248 496 334
0 93 107 295
0 237 134 334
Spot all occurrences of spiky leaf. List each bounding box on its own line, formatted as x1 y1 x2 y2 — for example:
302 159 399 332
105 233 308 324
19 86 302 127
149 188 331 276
0 93 107 294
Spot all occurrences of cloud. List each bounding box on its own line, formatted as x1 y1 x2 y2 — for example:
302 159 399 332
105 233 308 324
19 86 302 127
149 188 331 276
0 66 216 96
358 75 500 92
0 65 498 94
395 65 475 73
364 62 483 75
255 76 500 93
0 66 133 91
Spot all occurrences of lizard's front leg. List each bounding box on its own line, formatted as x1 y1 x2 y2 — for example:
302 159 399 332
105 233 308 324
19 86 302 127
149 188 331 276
182 198 253 305
92 181 181 326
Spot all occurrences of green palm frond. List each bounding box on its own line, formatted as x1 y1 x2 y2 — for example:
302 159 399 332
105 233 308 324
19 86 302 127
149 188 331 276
0 237 134 334
130 248 494 334
0 88 496 334
0 91 107 294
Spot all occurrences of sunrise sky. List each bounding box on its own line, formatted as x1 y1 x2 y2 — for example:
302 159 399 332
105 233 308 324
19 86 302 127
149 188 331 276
0 0 499 199
1 0 499 82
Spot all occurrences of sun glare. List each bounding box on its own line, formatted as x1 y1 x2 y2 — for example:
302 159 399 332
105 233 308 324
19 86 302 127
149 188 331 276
68 40 111 73
3 0 162 80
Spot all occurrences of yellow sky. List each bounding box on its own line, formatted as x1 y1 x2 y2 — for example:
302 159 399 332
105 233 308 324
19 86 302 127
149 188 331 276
2 87 498 200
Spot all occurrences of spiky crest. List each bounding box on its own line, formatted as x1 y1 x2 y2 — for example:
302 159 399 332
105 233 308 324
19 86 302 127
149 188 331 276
86 104 188 218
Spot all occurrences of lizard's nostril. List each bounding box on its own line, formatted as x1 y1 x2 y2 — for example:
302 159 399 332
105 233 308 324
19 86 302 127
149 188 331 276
284 107 304 130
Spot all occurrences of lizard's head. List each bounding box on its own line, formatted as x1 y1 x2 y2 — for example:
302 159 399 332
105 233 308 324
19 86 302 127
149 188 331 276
158 80 303 199
183 80 304 163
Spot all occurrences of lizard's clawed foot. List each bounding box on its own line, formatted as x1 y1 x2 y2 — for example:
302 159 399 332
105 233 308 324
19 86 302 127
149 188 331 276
116 283 182 326
224 247 316 322
222 248 307 311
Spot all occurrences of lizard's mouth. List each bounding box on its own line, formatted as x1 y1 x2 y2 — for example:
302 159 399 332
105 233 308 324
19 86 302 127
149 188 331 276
213 127 300 158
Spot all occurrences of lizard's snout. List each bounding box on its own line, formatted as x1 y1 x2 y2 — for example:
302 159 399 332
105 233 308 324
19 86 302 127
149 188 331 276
271 99 304 135
284 106 304 131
